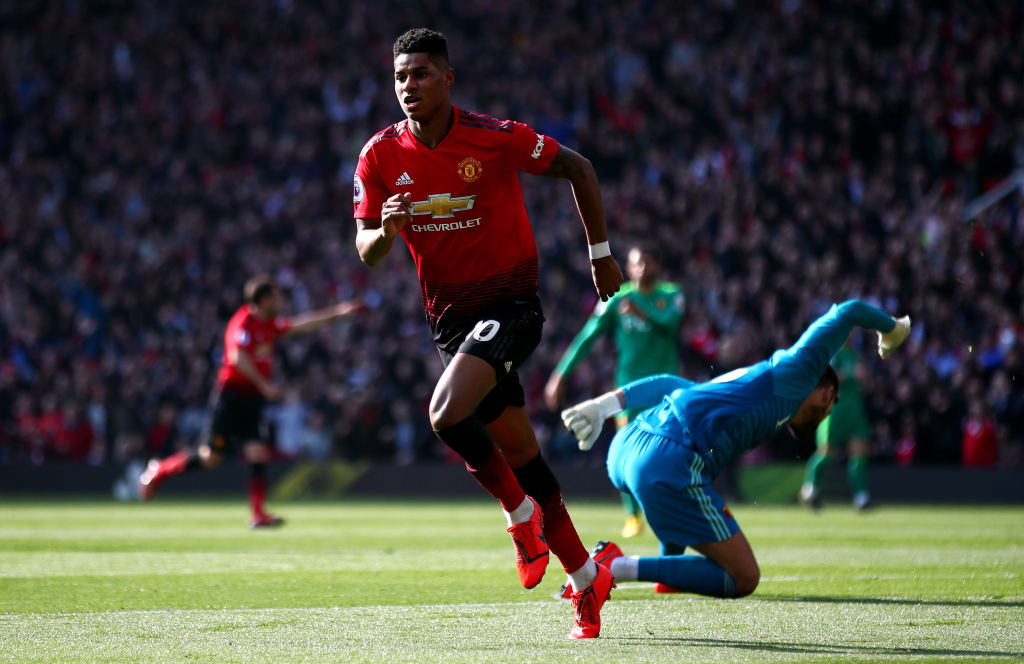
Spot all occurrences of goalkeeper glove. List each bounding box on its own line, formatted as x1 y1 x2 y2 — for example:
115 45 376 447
560 392 623 451
878 315 911 359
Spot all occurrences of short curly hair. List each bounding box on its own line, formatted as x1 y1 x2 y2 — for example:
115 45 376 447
393 28 449 67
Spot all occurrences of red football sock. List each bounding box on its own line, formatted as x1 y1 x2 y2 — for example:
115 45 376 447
465 446 527 513
159 451 194 478
537 493 589 573
248 476 267 518
511 453 589 573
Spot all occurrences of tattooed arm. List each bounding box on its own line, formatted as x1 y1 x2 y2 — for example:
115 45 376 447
542 145 623 300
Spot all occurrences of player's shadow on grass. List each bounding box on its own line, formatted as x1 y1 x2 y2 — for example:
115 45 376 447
755 595 1024 609
610 635 1023 659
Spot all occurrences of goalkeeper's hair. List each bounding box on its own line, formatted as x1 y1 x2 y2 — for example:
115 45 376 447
393 28 449 67
244 276 278 305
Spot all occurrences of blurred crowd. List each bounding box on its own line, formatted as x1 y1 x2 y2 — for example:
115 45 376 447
1 0 1021 471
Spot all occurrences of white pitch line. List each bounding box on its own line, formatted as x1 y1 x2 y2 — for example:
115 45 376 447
4 590 1022 621
0 600 644 620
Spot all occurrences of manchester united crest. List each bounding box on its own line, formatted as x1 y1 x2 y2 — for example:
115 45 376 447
457 157 483 183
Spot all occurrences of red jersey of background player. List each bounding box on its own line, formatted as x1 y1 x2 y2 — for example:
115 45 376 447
216 304 292 395
353 106 558 334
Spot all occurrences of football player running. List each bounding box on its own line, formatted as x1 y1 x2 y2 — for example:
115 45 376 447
353 28 623 638
139 277 362 527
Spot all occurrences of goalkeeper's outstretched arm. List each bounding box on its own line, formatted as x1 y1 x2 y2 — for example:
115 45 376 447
560 373 695 451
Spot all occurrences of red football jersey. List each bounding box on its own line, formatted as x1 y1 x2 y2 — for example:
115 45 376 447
354 106 558 334
216 304 292 394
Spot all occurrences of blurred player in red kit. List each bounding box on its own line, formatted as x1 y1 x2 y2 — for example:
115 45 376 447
139 276 362 527
353 28 624 638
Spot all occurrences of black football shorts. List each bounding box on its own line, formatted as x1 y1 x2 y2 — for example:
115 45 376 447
208 388 267 455
437 296 545 423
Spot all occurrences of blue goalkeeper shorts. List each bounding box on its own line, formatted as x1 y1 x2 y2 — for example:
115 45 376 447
607 421 739 548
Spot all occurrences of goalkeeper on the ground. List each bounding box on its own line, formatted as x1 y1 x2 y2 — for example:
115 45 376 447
559 300 910 597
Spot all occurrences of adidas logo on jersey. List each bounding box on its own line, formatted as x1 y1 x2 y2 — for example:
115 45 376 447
395 172 414 186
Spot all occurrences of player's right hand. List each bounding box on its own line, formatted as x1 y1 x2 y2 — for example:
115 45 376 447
381 194 412 239
560 400 605 451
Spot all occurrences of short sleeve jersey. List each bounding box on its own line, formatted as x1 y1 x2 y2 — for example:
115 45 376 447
216 305 292 395
353 106 558 342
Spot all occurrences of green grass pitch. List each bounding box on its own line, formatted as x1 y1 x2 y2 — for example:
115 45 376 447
1 498 1021 663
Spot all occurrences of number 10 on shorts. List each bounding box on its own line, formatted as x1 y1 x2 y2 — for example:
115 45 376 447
470 319 500 342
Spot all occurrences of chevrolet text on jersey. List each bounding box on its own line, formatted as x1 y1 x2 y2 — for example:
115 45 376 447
410 218 482 232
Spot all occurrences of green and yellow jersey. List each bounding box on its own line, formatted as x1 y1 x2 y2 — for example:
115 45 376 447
554 282 684 418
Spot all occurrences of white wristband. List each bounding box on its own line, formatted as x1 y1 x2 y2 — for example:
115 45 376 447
595 391 622 419
588 241 611 260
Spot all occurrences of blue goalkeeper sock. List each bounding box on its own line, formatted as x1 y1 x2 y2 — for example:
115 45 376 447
637 554 738 598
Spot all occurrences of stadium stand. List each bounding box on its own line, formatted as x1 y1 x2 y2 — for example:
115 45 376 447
0 1 1021 471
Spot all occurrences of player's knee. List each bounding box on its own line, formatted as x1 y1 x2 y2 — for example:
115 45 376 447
429 393 475 430
732 565 760 597
428 401 456 431
244 442 271 463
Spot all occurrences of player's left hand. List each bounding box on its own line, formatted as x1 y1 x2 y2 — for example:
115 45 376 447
561 391 623 450
878 315 911 358
561 400 604 451
592 256 623 302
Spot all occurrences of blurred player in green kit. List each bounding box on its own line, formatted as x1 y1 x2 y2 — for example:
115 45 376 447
799 339 874 510
546 242 684 537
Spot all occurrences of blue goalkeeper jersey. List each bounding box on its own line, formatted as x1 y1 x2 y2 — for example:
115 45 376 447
621 300 895 478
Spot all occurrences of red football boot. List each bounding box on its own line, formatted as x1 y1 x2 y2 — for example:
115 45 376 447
568 561 615 639
591 540 624 567
558 539 624 600
506 497 549 589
